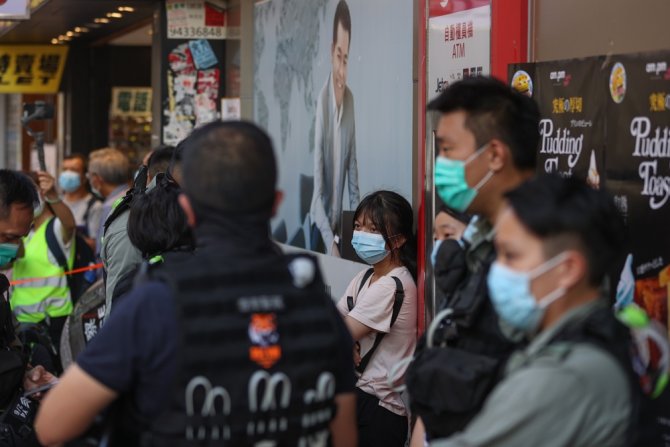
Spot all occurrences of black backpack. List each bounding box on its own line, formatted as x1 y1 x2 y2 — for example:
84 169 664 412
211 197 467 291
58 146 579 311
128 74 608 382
553 304 668 447
45 218 97 305
405 248 519 439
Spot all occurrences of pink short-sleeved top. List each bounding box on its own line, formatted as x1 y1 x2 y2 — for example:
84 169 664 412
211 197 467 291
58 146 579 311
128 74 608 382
337 266 417 416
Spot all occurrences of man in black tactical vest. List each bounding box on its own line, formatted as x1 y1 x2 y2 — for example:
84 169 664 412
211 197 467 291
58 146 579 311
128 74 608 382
431 175 640 447
35 121 358 447
406 77 540 444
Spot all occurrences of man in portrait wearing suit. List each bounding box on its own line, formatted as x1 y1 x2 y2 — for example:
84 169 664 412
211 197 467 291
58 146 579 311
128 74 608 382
310 0 359 256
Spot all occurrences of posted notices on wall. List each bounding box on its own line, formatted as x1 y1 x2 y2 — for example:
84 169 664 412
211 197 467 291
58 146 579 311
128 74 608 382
427 0 491 101
166 0 238 40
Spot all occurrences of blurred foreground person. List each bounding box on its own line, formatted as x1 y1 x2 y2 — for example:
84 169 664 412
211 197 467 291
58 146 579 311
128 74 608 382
36 121 357 447
432 175 636 447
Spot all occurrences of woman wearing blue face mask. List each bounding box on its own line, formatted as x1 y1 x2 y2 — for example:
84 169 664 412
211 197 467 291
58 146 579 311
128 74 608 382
336 190 417 447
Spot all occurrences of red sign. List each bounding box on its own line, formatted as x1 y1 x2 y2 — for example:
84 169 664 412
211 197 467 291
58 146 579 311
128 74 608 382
429 0 490 18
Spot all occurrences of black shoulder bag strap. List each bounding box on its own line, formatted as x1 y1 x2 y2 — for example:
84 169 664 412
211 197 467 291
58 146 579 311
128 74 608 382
82 195 99 225
347 268 375 312
45 218 75 301
347 268 405 374
45 218 68 272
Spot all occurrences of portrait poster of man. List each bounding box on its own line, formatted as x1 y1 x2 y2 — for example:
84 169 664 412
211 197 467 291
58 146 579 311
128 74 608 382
254 0 413 259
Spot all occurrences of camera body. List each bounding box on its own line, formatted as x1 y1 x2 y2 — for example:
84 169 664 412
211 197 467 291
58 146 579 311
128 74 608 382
21 102 54 123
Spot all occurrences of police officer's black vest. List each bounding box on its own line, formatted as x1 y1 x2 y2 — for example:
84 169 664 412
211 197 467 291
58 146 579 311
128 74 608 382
129 252 342 446
406 244 521 439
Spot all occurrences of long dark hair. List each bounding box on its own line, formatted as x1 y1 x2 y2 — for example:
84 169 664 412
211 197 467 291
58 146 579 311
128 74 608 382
353 190 417 280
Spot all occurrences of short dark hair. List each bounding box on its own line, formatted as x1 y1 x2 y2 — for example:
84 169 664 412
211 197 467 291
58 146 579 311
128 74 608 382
333 0 351 47
147 145 178 178
127 178 193 258
0 170 38 218
353 190 417 280
63 153 87 172
505 174 625 287
181 121 277 215
428 76 540 170
438 204 471 225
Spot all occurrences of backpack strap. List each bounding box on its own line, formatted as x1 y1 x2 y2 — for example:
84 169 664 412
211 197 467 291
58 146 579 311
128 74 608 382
353 273 405 374
82 195 99 225
347 268 374 312
45 218 68 272
45 218 76 299
102 192 132 236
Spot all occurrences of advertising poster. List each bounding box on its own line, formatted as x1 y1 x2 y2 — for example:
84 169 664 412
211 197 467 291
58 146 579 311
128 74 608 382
427 0 490 101
605 52 670 334
161 33 224 145
253 0 413 268
511 59 606 183
511 51 670 441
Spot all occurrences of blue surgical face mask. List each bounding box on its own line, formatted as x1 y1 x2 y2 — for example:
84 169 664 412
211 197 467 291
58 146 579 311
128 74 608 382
0 243 20 267
58 171 81 193
435 144 493 213
430 239 444 268
351 230 390 265
487 253 568 333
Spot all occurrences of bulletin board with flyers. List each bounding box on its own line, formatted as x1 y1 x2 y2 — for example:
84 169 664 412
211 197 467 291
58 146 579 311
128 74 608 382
161 0 228 145
510 50 670 441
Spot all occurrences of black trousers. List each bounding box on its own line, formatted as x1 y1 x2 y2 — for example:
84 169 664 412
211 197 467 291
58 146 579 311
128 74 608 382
356 388 408 447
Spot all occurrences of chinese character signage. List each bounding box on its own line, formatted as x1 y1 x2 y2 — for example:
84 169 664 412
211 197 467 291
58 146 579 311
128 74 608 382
0 0 29 20
0 45 67 93
167 0 238 40
110 87 152 118
428 0 490 100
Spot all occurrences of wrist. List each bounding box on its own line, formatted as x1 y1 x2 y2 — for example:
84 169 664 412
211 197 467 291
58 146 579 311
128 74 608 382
44 193 62 204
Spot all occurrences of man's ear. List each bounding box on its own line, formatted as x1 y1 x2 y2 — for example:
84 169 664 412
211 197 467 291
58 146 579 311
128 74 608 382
178 193 197 228
487 139 509 173
557 250 588 290
272 191 284 218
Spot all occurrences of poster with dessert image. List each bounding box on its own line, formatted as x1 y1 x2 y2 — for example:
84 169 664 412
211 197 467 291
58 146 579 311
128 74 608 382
604 51 670 336
529 58 606 184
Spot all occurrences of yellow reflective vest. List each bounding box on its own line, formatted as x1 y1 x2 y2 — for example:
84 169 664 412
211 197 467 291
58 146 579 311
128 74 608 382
11 218 74 323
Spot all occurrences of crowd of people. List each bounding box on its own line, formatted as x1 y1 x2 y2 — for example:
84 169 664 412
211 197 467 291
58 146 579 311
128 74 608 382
0 75 662 447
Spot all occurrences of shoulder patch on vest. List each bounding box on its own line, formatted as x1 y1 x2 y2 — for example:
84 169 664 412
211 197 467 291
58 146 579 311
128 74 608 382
288 256 316 289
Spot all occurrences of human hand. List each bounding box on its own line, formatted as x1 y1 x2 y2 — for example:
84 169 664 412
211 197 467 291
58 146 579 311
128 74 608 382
24 365 58 400
37 171 58 200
